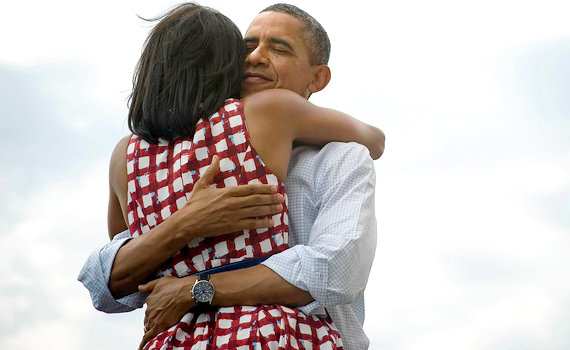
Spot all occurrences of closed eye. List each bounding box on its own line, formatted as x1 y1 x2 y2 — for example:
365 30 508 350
272 47 290 54
269 37 294 55
244 37 259 53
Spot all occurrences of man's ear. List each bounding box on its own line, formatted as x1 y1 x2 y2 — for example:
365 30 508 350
308 65 331 94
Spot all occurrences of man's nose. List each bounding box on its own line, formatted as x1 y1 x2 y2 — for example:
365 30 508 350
246 46 269 66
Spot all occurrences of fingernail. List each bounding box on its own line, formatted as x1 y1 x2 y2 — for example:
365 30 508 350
270 185 277 192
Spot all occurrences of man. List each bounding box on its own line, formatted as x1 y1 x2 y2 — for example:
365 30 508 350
79 4 380 349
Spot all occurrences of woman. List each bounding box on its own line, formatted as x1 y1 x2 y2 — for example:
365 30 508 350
107 3 384 349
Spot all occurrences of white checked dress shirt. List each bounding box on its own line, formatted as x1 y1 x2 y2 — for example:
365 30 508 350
78 142 377 350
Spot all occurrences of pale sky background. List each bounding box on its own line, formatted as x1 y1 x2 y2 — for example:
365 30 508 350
1 0 569 349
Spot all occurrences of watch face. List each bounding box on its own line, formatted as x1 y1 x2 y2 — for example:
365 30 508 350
193 280 214 303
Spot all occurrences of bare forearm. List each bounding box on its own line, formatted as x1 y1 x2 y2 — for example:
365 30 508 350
211 264 313 307
138 263 312 345
109 217 189 298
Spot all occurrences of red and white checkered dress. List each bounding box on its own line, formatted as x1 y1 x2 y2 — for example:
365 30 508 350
127 99 343 349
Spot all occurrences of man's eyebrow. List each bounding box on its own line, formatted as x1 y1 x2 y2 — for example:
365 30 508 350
269 37 294 51
243 36 294 51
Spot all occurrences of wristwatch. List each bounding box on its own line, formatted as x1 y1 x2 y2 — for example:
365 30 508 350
191 274 215 306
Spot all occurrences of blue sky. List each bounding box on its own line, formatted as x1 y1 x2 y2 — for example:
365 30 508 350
1 0 569 349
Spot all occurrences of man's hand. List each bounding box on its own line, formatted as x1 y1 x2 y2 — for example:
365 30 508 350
170 155 285 240
138 276 197 350
109 155 285 298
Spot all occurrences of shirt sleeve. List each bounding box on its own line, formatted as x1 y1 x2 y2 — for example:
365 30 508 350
77 230 147 313
263 143 377 315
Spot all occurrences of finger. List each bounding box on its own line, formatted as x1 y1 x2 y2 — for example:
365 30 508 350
195 155 220 188
138 279 159 293
138 327 149 350
143 309 152 333
140 325 161 350
139 328 154 350
237 217 276 231
237 203 284 219
139 334 149 350
229 183 278 197
241 193 285 206
231 193 284 209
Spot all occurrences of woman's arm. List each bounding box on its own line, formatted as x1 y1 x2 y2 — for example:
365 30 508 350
108 136 130 238
244 89 385 162
106 139 286 298
107 135 193 297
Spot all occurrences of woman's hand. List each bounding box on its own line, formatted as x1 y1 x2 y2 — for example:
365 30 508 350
138 276 197 350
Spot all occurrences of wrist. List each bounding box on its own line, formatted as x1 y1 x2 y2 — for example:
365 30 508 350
180 276 198 309
209 267 262 306
209 265 314 307
191 274 216 307
209 272 233 307
167 211 198 244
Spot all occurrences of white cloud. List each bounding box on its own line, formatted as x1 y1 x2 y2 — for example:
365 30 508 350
365 147 570 349
1 0 569 349
0 160 147 349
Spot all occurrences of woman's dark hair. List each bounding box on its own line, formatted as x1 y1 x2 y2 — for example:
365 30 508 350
128 3 246 143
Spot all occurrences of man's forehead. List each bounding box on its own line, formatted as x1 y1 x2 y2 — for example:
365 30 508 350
245 11 303 41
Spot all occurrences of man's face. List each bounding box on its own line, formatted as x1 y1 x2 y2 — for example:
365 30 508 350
242 11 316 98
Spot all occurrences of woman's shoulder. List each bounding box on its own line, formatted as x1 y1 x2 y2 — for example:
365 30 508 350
243 89 305 114
110 135 132 165
109 135 131 200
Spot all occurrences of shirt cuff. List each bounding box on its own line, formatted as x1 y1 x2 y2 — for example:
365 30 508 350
77 234 146 313
262 245 329 316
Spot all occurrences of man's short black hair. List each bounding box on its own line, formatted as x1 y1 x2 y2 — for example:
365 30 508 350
261 3 331 65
